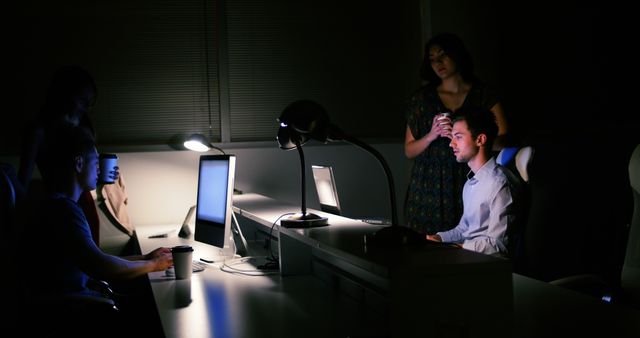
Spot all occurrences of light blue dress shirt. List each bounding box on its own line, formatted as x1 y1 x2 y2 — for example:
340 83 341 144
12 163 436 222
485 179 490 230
437 157 519 255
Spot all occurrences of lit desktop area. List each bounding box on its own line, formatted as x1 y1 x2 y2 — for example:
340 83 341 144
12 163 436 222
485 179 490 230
139 194 512 338
138 150 513 337
138 165 638 337
133 100 638 338
139 152 392 337
139 223 388 338
139 194 639 338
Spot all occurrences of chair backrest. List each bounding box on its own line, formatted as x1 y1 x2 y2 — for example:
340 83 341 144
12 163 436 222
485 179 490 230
497 146 535 274
496 147 519 166
496 146 534 183
621 144 640 305
514 146 534 182
1 163 21 327
1 163 17 241
1 163 16 211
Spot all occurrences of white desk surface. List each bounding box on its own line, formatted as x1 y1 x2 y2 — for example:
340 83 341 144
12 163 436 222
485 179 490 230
138 225 387 338
136 193 640 338
232 193 510 274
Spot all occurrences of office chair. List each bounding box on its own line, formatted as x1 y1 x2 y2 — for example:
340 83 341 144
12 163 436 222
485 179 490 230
1 163 20 272
21 259 121 336
1 163 17 236
1 164 19 317
9 171 121 333
2 165 118 331
622 143 640 306
550 144 640 309
497 147 535 274
497 146 534 183
496 146 519 167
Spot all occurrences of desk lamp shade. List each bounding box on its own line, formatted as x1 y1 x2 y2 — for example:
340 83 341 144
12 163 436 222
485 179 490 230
277 100 331 149
184 133 211 152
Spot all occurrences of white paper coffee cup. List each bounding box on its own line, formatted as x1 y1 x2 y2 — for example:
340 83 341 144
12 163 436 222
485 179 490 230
99 153 118 184
436 112 451 121
172 245 194 280
437 112 452 127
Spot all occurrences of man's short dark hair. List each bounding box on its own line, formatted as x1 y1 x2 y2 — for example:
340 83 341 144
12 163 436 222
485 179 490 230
38 125 96 191
453 106 499 149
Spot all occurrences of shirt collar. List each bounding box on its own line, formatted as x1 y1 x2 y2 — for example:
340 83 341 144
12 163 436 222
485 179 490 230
470 157 497 181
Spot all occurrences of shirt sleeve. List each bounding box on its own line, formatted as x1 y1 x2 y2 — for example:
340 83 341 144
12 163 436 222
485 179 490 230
437 222 467 243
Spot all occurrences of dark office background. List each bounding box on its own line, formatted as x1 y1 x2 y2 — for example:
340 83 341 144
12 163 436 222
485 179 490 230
2 0 639 282
2 0 637 152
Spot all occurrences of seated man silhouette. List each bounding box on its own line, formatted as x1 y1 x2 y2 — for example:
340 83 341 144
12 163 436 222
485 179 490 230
21 125 172 335
427 107 521 257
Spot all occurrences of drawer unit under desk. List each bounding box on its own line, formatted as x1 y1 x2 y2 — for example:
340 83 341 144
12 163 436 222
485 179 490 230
278 225 514 338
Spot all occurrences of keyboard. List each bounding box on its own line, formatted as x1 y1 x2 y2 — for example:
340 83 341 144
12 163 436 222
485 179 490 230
165 260 207 277
359 218 392 225
192 260 207 272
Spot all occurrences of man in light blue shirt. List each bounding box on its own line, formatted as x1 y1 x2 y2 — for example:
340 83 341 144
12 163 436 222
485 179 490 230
427 107 520 256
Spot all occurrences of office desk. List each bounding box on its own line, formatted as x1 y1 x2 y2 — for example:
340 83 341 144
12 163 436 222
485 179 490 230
232 193 511 276
233 193 514 337
138 225 386 338
138 193 639 337
512 273 640 337
232 193 640 337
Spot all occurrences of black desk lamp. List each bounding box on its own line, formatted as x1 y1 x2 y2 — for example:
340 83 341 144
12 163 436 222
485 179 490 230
277 100 422 245
276 100 329 228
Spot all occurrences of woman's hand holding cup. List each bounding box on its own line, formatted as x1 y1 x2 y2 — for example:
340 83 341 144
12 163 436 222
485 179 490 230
435 112 452 138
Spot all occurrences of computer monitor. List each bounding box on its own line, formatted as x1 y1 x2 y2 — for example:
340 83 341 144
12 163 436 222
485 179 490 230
194 154 236 260
311 165 391 225
311 165 341 215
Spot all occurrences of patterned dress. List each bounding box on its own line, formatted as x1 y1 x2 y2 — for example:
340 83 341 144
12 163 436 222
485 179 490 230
404 82 500 234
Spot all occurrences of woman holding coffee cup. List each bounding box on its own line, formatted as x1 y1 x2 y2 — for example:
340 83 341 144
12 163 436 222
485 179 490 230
403 32 510 235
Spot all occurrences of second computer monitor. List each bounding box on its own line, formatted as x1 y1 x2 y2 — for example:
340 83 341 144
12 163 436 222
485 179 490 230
194 154 236 256
311 165 341 215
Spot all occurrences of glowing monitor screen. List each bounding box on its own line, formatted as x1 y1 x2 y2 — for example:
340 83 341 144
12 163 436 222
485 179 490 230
194 154 236 250
311 165 341 215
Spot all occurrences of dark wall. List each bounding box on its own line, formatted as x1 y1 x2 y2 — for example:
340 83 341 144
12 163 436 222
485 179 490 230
431 0 638 145
430 0 638 281
4 1 637 150
522 140 635 282
0 0 423 154
3 0 638 282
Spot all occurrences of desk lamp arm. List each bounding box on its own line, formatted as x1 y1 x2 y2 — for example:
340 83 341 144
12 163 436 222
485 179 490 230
338 134 398 227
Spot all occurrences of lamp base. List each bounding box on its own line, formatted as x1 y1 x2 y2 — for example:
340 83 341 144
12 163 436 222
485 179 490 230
280 212 329 228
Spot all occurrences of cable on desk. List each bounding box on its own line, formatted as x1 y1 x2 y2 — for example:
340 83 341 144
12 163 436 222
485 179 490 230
266 212 294 263
220 256 280 276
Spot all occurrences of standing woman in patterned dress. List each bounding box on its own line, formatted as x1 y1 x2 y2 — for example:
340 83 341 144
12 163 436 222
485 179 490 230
404 32 509 235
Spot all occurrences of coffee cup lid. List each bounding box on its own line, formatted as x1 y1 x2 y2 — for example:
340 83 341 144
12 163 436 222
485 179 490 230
172 245 193 253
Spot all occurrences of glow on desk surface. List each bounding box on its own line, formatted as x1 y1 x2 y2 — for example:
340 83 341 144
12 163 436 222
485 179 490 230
140 225 385 338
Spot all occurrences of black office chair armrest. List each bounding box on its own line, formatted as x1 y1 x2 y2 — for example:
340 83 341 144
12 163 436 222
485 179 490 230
87 278 117 299
549 274 612 300
24 292 120 336
63 293 119 310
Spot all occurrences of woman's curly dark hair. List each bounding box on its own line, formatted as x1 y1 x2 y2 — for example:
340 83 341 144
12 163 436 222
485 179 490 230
419 32 475 84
